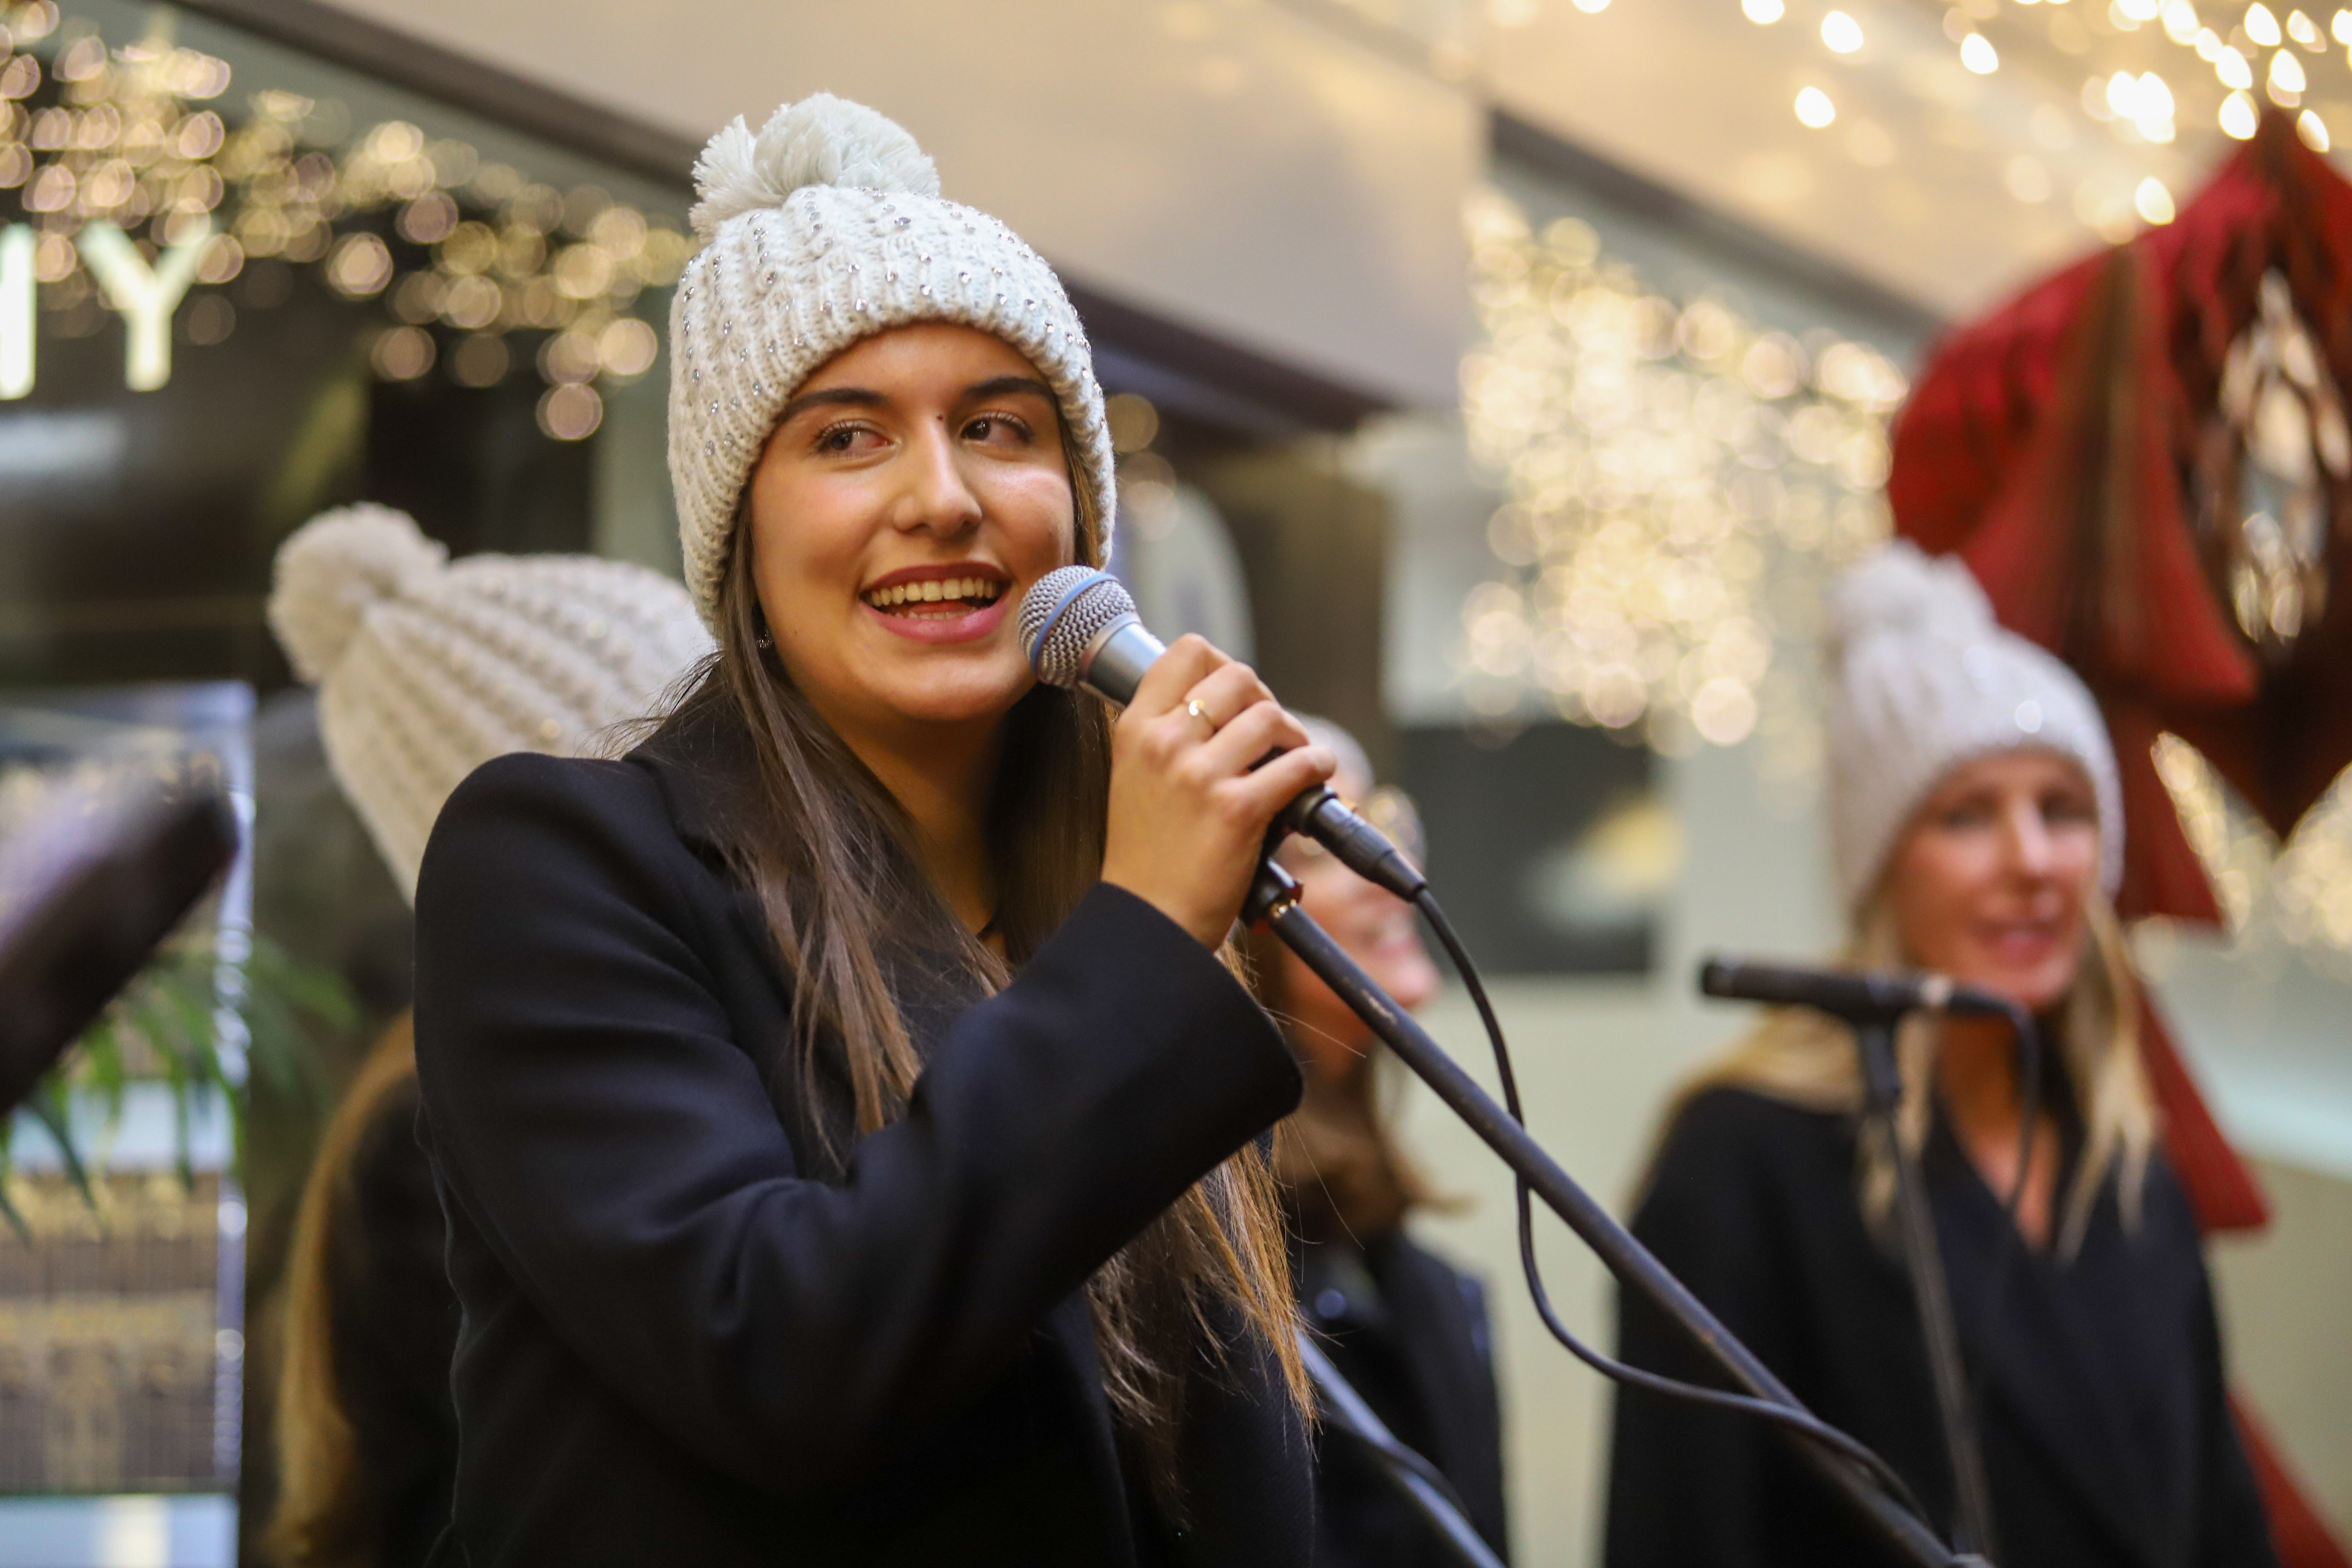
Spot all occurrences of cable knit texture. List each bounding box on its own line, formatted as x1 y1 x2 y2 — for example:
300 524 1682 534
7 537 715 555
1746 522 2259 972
667 94 1115 626
1825 541 2123 912
268 505 715 902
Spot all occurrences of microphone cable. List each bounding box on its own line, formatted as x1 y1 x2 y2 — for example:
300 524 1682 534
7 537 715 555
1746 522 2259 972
1408 890 1933 1523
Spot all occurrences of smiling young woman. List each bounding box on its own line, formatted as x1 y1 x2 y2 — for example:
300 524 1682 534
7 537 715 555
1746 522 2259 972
409 97 1333 1566
1603 544 2278 1568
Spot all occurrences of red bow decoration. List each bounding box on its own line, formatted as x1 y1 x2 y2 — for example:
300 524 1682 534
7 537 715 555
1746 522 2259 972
1893 112 2352 918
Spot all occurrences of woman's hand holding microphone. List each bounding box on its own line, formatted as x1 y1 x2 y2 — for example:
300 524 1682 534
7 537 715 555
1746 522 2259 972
1101 635 1336 948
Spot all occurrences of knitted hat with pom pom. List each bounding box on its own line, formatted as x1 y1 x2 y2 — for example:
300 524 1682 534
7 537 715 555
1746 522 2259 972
1825 540 2123 914
268 504 715 902
667 94 1115 628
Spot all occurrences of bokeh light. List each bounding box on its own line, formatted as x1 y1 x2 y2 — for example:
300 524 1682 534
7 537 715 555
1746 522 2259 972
0 10 688 419
1457 186 1903 759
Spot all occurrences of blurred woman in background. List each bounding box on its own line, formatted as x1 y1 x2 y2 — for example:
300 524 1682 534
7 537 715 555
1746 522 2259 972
1605 542 2276 1568
263 503 709 1568
1249 719 1509 1568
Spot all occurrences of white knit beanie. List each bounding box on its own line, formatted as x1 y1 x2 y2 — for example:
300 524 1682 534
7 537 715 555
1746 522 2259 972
1825 541 2123 914
667 94 1116 627
268 504 715 902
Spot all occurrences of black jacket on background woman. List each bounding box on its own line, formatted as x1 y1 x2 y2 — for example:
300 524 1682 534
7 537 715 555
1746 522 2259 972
411 718 1312 1567
1606 1085 2277 1568
317 1069 457 1568
1296 1227 1509 1566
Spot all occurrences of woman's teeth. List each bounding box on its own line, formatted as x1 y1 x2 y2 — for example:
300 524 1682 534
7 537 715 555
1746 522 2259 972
862 577 1005 615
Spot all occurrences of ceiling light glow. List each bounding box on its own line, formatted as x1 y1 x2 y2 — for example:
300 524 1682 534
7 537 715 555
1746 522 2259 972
1821 9 1866 49
1962 31 2001 69
1744 0 1787 21
2137 175 2177 223
2221 87 2262 132
2163 0 2205 37
2272 46 2309 91
1848 119 1897 163
2299 106 2333 145
2005 154 2054 201
2218 44 2254 85
1796 85 1838 125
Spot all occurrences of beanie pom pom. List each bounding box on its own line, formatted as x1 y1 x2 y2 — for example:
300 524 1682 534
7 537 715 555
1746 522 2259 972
1826 539 1993 655
690 94 940 242
269 503 447 682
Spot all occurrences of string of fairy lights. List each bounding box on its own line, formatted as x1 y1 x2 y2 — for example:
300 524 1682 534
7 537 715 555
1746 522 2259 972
1735 0 2345 236
2151 734 2352 980
0 1 694 439
1455 186 1907 780
1304 0 2347 246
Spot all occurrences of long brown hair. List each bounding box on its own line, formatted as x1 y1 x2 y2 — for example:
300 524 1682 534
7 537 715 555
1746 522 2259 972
671 473 1304 1504
269 1015 420 1567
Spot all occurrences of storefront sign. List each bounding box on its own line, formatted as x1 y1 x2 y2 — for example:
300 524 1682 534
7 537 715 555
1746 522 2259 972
0 12 688 439
0 219 212 396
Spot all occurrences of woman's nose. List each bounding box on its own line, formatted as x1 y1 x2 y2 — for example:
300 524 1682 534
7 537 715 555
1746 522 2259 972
2004 799 2055 877
893 422 982 535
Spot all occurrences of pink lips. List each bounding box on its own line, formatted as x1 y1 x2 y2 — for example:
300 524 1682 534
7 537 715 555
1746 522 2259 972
1974 920 2065 968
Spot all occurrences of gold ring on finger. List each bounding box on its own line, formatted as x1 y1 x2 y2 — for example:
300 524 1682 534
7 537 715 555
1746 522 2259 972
1186 698 1216 733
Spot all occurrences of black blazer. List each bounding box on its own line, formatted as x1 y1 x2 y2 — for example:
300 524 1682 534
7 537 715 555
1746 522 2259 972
411 719 1312 1566
1297 1228 1509 1567
1605 1085 2277 1568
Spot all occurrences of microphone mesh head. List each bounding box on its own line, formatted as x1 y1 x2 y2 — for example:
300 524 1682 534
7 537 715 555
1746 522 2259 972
1020 566 1137 688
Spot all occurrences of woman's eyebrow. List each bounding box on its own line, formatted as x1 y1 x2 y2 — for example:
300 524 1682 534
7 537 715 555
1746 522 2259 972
775 386 884 424
963 375 1056 404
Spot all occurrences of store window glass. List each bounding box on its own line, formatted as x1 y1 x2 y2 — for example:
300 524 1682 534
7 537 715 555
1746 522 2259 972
0 0 691 690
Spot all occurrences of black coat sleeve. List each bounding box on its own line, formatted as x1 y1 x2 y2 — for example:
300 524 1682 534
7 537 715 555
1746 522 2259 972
1604 1090 1789 1568
413 753 1302 1498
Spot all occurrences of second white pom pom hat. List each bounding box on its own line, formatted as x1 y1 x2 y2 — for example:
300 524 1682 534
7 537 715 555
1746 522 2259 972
1825 541 2123 914
667 94 1116 628
268 504 715 903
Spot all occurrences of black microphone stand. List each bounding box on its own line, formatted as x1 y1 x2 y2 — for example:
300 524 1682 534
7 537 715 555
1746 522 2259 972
1853 1019 2000 1559
1243 862 1971 1568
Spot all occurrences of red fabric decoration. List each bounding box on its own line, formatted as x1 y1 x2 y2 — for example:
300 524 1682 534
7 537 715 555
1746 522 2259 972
2237 1396 2352 1568
1890 112 2352 916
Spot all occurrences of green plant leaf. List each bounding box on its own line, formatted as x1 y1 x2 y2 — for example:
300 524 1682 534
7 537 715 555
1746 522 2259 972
1 925 363 1205
23 1083 98 1222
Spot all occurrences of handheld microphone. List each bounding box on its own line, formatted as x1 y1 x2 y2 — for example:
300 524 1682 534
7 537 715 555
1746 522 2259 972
1019 566 1425 899
1699 956 2015 1023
